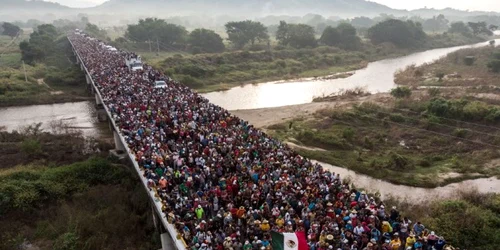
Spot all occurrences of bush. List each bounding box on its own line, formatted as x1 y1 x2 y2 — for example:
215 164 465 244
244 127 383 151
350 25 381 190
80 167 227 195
435 72 445 81
389 114 406 123
342 128 355 141
453 129 468 138
427 88 440 97
386 151 412 170
20 138 42 157
390 86 412 99
487 59 500 73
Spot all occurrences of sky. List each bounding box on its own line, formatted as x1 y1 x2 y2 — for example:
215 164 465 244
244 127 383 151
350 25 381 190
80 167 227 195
48 0 500 12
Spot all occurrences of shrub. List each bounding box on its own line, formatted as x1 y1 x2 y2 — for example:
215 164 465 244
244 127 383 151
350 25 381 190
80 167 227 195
342 128 355 141
389 114 406 123
487 59 500 73
20 139 42 157
435 72 445 81
390 86 412 99
386 151 412 170
453 129 468 138
427 88 440 97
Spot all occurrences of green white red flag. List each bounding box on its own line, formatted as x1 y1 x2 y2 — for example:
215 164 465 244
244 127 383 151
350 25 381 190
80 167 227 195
271 231 309 250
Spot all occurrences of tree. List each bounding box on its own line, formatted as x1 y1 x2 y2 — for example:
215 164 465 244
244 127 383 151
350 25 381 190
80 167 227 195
20 24 59 64
448 22 471 35
275 21 316 49
225 20 269 49
188 28 225 53
422 15 449 32
336 23 362 50
350 16 374 28
320 26 341 46
126 18 188 48
276 21 290 46
468 22 493 36
367 19 426 48
1 22 21 38
489 24 498 31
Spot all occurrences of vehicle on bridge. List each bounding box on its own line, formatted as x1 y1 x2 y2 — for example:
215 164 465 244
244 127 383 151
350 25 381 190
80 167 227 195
125 57 143 72
154 80 168 89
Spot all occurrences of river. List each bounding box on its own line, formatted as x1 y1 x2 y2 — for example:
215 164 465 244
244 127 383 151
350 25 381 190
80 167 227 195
0 101 104 137
1 41 499 201
203 39 500 110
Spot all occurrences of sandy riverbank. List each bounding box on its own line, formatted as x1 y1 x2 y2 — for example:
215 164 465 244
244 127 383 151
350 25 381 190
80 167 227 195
231 93 392 128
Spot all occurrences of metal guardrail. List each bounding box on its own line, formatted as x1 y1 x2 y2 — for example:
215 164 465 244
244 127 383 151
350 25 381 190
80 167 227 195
68 37 187 250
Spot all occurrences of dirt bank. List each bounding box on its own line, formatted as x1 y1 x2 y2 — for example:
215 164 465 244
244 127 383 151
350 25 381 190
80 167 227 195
231 93 392 128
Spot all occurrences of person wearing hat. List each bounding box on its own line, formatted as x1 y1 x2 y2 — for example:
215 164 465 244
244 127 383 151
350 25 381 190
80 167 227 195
427 231 438 248
390 233 401 250
260 220 270 231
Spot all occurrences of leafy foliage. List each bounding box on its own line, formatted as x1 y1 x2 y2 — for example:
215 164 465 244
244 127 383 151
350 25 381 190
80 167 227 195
225 20 269 49
390 86 412 99
1 22 21 38
125 18 188 48
468 21 493 36
320 23 362 50
448 21 472 35
367 19 427 48
275 21 316 49
188 28 225 53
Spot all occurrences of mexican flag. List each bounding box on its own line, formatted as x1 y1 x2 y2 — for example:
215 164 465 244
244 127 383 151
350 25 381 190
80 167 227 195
271 231 309 250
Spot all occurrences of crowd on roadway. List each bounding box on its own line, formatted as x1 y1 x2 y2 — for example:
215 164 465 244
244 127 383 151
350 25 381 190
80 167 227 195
69 32 453 250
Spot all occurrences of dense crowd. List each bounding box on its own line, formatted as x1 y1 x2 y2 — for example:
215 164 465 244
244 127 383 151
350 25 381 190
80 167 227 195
69 33 452 250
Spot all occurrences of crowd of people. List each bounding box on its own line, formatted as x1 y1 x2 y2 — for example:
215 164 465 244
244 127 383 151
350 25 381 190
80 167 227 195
69 32 452 250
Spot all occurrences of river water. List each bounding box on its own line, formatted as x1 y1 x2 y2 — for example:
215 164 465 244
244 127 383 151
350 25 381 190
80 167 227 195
203 39 500 110
1 41 499 201
0 101 103 137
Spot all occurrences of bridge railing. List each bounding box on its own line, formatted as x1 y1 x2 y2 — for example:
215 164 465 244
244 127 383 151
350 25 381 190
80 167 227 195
68 36 187 250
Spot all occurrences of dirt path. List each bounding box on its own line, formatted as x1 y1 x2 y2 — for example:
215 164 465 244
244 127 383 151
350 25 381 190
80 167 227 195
231 93 392 128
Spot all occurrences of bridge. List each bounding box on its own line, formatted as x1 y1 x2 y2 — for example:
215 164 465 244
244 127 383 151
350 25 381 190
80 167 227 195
68 36 186 250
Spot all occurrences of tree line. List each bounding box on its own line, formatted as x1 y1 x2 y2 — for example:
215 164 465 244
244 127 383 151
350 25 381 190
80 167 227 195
121 17 496 54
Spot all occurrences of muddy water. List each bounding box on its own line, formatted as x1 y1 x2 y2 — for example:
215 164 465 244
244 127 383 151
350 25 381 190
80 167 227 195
204 39 500 110
317 161 500 202
0 101 105 138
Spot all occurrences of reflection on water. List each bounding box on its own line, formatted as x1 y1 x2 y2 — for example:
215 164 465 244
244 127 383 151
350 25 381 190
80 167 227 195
204 39 500 110
0 101 103 137
317 161 500 202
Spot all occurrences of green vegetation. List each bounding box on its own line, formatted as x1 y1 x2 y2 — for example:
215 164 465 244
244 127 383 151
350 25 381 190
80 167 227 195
0 158 159 250
1 22 21 38
385 190 500 250
390 86 412 99
276 21 317 49
319 23 361 50
269 97 500 187
367 19 427 48
0 126 158 250
0 24 89 107
395 46 500 93
125 18 188 49
188 28 225 53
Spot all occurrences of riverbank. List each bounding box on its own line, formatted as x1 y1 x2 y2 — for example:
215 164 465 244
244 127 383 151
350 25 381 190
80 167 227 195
233 88 500 188
0 34 91 108
0 126 160 249
152 33 485 93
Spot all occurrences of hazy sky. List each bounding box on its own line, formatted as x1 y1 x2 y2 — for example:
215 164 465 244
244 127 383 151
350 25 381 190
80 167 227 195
49 0 500 12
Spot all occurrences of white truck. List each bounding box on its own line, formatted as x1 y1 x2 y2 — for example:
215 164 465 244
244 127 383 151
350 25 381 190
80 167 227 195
125 57 143 72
